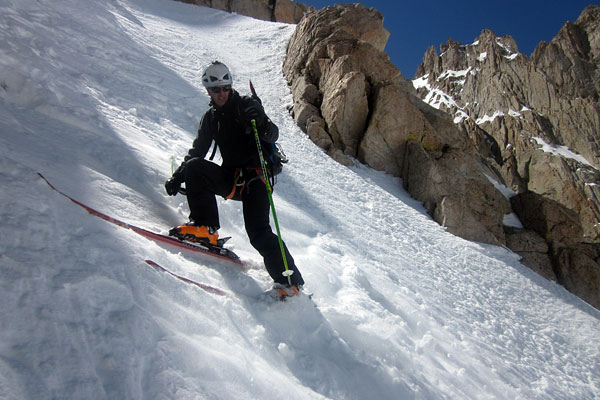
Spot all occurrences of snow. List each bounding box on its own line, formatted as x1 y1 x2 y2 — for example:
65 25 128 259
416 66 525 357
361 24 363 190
476 110 506 125
412 75 460 111
495 39 519 60
453 109 469 124
483 173 517 200
413 73 472 123
508 109 522 117
483 174 523 229
503 213 524 228
425 88 459 110
1 0 600 399
412 74 430 90
532 137 595 168
436 68 471 82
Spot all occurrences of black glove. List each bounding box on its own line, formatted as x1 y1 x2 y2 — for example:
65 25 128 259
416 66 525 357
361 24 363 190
242 102 265 133
165 163 186 196
262 118 279 142
165 177 182 196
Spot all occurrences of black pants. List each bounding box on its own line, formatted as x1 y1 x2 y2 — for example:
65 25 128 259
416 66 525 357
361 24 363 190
184 158 304 286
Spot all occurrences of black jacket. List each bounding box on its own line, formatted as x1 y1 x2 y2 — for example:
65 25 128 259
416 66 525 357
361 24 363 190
184 89 278 170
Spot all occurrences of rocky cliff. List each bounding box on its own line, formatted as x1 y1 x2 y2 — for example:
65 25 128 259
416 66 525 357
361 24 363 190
281 4 599 308
282 4 510 246
413 5 600 308
174 0 308 23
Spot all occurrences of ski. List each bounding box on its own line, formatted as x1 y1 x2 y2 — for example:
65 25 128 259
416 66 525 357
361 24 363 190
38 173 245 268
144 259 227 296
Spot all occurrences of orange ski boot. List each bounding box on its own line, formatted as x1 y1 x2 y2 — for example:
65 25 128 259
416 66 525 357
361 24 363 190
169 224 219 246
274 283 301 300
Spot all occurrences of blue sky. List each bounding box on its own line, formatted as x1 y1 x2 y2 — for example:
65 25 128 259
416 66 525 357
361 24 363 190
300 1 596 78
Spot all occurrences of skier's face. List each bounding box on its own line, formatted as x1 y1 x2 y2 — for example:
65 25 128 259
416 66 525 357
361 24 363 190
208 85 231 107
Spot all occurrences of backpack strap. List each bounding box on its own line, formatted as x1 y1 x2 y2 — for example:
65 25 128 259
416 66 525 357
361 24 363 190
208 111 219 161
208 140 218 161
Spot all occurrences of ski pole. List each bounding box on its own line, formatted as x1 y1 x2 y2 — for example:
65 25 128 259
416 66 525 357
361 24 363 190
251 119 293 285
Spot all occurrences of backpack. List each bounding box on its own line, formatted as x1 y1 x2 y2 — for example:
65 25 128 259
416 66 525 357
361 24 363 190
260 118 288 177
206 85 288 185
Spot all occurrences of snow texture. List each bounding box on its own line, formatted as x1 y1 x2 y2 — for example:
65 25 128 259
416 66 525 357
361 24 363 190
1 0 599 399
532 137 595 168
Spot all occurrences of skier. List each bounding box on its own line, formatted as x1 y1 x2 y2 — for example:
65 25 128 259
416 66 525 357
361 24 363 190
165 61 304 297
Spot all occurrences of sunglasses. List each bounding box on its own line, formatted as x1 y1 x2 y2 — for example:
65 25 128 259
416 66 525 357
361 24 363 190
209 86 231 94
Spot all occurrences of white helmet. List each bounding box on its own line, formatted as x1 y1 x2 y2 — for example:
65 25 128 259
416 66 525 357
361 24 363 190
202 61 232 88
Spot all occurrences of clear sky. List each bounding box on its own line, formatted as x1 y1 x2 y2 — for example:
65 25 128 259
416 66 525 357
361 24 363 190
299 1 596 78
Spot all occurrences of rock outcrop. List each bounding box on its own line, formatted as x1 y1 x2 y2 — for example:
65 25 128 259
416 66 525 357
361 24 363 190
413 6 600 308
282 4 511 246
174 0 308 24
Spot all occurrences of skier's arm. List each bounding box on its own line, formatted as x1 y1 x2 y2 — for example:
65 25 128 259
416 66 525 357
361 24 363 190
185 112 213 161
165 112 213 196
241 97 278 143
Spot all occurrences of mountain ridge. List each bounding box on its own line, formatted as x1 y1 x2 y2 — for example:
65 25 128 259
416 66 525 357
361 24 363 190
414 5 600 308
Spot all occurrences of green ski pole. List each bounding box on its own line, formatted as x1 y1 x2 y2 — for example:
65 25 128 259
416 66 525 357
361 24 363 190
251 119 293 285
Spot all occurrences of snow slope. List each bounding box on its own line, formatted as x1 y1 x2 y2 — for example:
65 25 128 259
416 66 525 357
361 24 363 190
1 0 599 398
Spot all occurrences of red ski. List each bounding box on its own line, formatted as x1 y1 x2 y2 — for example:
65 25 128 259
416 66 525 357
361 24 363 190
144 259 227 296
38 173 245 268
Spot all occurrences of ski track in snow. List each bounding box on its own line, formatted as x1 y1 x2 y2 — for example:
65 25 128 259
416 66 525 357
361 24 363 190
1 0 599 399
